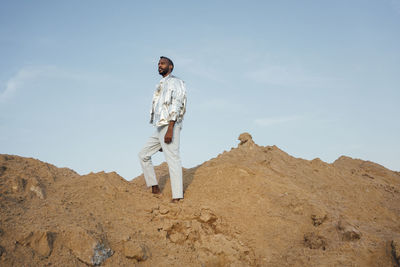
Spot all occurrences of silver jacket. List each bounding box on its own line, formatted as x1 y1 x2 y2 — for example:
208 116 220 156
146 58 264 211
150 74 187 127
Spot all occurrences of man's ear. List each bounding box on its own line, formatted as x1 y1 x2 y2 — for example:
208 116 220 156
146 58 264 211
169 65 173 71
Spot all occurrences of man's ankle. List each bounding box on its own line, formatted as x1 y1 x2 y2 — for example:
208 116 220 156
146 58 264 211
152 185 161 194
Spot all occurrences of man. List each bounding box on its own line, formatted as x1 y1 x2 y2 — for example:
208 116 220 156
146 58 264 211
138 56 187 202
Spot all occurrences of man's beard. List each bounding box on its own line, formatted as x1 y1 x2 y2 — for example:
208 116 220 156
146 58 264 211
158 68 168 76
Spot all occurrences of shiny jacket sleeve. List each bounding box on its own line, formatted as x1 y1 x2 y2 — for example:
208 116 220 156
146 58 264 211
168 78 186 122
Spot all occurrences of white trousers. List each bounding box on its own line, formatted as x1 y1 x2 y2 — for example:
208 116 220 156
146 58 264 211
138 123 183 199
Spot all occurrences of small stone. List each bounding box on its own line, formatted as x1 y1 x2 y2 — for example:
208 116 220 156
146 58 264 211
391 240 400 265
238 133 255 146
0 166 6 176
121 234 131 242
63 227 112 266
199 209 217 223
145 205 159 214
124 240 149 261
159 208 169 215
304 232 327 250
338 219 361 241
311 214 327 226
161 220 174 231
11 177 27 192
30 185 45 199
92 243 113 266
168 232 187 244
0 245 5 257
28 177 46 199
18 231 55 258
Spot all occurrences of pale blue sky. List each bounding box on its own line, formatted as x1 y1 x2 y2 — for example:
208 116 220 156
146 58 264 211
1 0 399 179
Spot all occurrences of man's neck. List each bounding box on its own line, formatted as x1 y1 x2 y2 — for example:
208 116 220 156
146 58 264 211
162 72 172 78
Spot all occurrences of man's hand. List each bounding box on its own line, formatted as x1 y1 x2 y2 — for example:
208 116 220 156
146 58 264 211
164 121 175 144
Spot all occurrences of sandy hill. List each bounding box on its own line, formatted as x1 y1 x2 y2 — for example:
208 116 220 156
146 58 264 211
0 133 399 266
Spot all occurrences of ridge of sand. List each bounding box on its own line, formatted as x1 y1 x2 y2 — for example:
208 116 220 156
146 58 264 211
0 133 399 266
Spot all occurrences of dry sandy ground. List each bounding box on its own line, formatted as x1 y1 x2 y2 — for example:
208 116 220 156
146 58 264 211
0 133 399 266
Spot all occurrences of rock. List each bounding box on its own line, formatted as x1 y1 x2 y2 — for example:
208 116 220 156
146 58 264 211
0 166 6 176
304 232 327 250
123 240 149 261
168 232 187 244
11 177 27 192
28 177 46 199
161 220 174 232
145 206 158 214
311 214 327 226
63 227 113 266
164 221 189 244
92 243 113 266
238 133 255 146
338 219 361 241
0 245 5 257
18 231 55 257
30 185 45 199
159 208 169 215
168 206 181 216
199 209 217 223
392 240 400 266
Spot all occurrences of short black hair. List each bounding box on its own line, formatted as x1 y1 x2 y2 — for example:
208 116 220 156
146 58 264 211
160 56 174 71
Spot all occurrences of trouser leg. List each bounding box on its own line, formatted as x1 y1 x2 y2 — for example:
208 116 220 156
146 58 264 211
159 124 183 199
138 130 162 187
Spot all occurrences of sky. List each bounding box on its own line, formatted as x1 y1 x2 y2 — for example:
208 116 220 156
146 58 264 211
1 0 399 180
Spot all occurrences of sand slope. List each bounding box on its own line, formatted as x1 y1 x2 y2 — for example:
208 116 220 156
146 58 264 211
0 133 399 266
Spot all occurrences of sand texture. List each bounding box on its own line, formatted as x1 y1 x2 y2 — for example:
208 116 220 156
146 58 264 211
0 133 399 266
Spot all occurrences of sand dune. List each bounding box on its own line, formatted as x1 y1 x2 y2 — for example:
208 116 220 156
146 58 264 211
0 133 399 266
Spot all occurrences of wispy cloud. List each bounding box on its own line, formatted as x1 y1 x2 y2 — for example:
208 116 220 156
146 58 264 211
0 66 50 103
254 115 303 127
0 65 127 104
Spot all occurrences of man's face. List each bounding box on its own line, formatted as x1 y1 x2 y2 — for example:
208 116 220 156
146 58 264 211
158 58 172 76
